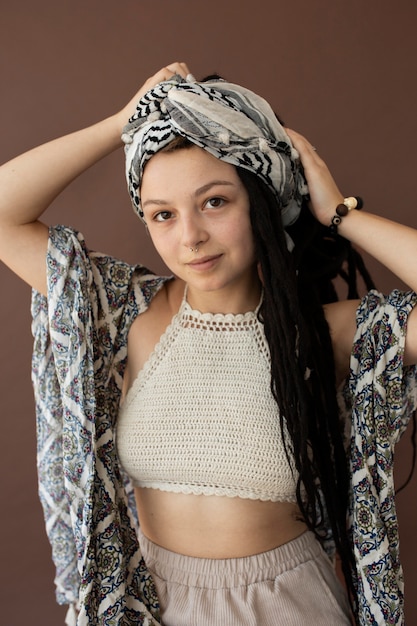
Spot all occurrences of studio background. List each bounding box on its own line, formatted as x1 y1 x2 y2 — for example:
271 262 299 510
1 2 416 624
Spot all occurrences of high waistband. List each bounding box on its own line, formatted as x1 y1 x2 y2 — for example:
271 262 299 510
138 529 327 589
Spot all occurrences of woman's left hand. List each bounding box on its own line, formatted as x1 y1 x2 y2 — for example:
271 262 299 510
287 131 417 368
286 128 344 227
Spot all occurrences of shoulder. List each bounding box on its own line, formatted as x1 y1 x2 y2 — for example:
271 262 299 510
356 289 417 367
324 289 417 351
324 290 417 382
124 278 184 390
134 276 184 325
47 224 169 312
324 298 359 332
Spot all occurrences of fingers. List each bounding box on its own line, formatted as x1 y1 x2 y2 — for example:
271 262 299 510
117 62 193 130
286 128 333 179
149 61 191 86
165 61 191 78
285 128 343 224
138 61 192 102
286 128 323 165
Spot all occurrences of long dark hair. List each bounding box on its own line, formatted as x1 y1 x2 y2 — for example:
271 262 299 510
237 167 376 622
158 133 370 619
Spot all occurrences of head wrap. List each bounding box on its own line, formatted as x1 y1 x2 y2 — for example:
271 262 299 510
122 74 308 249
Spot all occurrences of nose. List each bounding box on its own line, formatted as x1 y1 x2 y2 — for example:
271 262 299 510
181 213 208 250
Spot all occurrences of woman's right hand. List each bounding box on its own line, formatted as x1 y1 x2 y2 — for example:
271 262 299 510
113 62 192 135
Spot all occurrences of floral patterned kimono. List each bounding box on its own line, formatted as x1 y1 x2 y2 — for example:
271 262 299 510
31 226 417 625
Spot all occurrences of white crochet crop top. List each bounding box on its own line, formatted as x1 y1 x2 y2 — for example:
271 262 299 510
116 294 298 502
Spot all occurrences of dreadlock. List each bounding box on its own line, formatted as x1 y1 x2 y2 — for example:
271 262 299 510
237 167 370 622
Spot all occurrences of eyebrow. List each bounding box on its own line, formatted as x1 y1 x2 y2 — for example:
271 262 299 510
141 180 236 209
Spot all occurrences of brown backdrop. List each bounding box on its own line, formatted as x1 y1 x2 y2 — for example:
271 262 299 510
1 2 417 623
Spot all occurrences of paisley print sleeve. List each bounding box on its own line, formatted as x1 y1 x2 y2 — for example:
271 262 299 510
348 289 417 625
32 225 167 625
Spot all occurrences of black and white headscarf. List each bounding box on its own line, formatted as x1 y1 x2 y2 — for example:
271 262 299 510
122 74 308 248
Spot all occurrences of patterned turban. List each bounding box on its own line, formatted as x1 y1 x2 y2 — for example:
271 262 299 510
122 74 308 247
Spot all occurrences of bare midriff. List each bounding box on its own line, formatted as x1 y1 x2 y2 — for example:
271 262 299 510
134 488 308 558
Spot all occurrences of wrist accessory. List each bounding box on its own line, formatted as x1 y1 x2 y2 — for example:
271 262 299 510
329 196 363 234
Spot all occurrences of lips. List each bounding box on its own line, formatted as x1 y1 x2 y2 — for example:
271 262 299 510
186 254 222 270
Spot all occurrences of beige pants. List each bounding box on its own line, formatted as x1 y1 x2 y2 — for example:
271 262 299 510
138 528 352 625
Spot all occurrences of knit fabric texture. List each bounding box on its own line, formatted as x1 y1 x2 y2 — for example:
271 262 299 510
117 297 298 502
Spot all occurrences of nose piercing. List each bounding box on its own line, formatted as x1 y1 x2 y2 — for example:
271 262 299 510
190 246 199 253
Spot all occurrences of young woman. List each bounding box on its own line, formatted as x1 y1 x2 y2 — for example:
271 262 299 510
1 62 416 625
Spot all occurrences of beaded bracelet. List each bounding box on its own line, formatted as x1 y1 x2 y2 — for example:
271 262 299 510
329 196 363 234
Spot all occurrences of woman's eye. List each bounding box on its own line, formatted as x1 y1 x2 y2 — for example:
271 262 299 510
205 197 224 209
154 211 173 222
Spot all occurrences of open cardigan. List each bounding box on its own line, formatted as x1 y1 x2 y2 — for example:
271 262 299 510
31 225 417 625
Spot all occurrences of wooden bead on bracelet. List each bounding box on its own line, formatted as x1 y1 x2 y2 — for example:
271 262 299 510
329 196 363 234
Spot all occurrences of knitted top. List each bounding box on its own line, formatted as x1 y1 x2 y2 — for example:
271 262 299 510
117 294 298 502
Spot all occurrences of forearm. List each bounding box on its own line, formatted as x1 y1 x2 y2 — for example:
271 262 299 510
287 128 417 294
336 209 417 293
0 114 122 227
0 62 190 294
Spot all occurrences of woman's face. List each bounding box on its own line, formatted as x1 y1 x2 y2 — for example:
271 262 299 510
140 146 260 310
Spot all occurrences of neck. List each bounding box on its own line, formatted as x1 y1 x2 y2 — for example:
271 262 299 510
185 276 262 315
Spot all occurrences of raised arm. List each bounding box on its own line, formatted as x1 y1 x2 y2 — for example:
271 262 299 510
287 128 417 293
287 128 417 373
0 62 190 295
